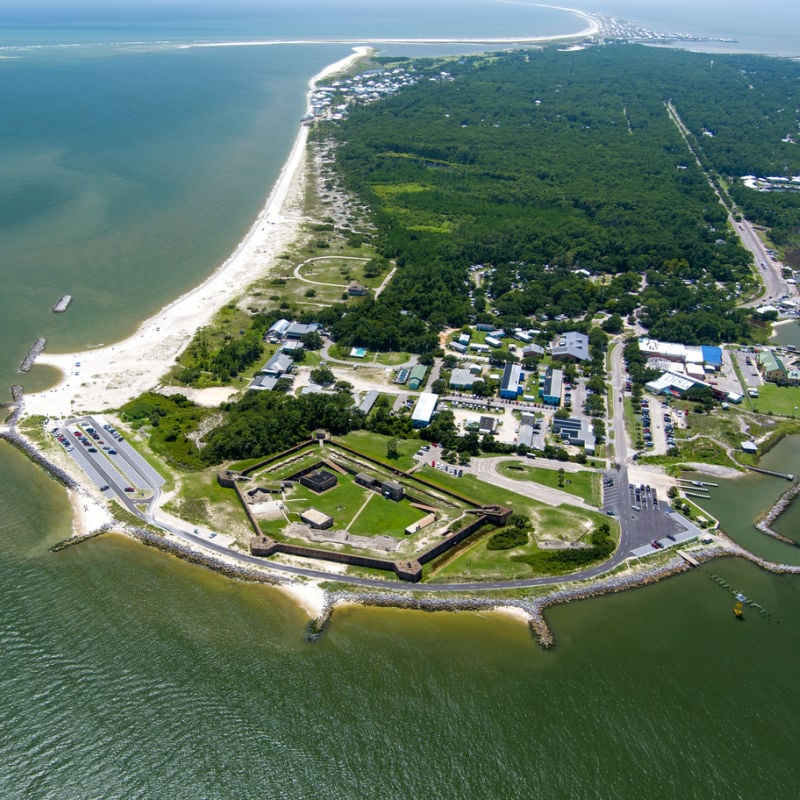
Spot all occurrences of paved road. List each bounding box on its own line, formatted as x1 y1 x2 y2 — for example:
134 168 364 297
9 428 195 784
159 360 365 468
666 100 795 307
608 340 629 466
736 219 792 306
468 456 592 508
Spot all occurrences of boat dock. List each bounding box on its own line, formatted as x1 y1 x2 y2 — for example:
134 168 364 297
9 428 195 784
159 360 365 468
52 294 72 313
747 466 795 481
19 338 46 372
677 550 700 567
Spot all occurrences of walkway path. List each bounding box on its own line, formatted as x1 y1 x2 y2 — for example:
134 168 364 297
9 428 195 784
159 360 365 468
373 264 397 298
293 255 369 287
468 457 592 508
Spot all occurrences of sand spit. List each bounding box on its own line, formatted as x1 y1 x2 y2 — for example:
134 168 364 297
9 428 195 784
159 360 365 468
182 6 602 50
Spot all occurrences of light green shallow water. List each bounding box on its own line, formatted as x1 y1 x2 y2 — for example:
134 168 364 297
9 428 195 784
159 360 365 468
0 43 345 389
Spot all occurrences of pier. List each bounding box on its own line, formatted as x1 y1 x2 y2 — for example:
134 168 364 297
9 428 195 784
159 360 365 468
18 338 46 373
52 294 72 313
747 466 795 481
677 550 700 567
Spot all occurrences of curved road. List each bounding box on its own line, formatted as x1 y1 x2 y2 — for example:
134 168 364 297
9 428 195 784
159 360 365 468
293 255 369 287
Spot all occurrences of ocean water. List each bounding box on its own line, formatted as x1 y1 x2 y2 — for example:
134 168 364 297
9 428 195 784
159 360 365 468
2 438 800 799
1 3 800 797
570 0 800 57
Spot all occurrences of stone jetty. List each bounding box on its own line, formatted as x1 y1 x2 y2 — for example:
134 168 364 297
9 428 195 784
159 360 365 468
52 294 72 313
19 338 46 372
754 480 800 545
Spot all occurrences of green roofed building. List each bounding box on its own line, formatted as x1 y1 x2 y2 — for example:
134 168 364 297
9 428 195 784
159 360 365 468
407 364 428 390
759 350 787 383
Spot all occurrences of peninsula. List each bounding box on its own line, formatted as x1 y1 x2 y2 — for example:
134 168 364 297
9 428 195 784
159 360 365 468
6 34 800 645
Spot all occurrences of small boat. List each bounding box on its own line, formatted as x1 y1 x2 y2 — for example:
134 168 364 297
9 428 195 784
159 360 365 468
734 592 746 619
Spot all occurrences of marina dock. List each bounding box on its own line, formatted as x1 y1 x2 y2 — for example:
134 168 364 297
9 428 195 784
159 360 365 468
747 466 795 481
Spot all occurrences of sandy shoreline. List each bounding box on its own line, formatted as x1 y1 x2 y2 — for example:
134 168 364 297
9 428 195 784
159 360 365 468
24 46 370 420
185 5 601 49
23 6 603 420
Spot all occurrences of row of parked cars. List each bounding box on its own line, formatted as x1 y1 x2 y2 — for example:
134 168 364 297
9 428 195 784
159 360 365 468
629 482 658 511
662 409 677 450
73 426 117 456
639 400 655 449
51 428 73 452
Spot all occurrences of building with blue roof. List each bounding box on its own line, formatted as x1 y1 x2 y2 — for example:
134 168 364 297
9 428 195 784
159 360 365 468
499 363 523 399
701 345 722 367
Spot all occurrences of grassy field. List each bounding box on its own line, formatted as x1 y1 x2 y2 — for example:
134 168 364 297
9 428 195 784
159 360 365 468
173 470 254 541
750 383 800 417
327 344 410 366
638 436 740 469
336 431 421 471
347 493 426 538
681 409 751 451
416 468 527 510
282 476 369 524
430 504 614 581
494 461 601 505
251 453 325 482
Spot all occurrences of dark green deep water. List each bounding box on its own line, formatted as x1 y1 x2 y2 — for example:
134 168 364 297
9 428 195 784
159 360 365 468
2 439 800 798
1 19 800 798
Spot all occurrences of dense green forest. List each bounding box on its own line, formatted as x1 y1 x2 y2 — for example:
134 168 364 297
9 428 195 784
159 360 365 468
319 44 800 347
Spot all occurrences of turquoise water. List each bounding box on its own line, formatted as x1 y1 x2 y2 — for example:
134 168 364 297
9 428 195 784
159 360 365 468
2 4 800 797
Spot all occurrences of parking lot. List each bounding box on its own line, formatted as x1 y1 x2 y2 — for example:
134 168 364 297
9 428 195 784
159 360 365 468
733 348 763 391
51 415 165 507
604 468 688 555
635 398 680 456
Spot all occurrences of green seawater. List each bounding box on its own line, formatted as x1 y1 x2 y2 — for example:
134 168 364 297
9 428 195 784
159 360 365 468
2 18 800 797
2 438 800 798
0 43 346 389
689 436 800 562
771 321 800 349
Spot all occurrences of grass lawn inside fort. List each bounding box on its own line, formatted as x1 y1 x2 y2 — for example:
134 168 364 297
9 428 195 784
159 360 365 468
338 431 421 471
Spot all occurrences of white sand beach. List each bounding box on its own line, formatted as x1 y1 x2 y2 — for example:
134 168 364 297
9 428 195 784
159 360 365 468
24 46 371 420
23 4 603 422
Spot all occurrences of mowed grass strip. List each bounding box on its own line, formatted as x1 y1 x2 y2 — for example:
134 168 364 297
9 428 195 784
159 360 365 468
494 460 600 505
337 431 420 471
751 383 800 417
